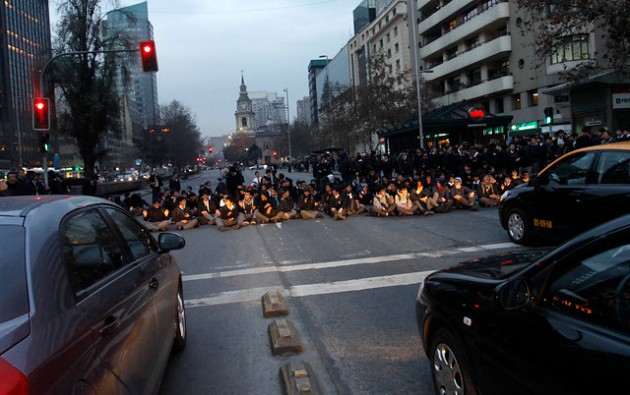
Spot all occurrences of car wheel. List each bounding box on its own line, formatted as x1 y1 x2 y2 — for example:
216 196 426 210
507 208 530 244
173 286 187 352
429 327 478 395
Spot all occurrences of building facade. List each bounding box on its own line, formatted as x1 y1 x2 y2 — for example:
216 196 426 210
250 91 287 130
234 75 255 135
296 96 311 125
0 0 52 168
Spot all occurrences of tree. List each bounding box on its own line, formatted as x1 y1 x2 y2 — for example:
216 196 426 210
516 0 630 80
159 100 203 167
53 0 134 179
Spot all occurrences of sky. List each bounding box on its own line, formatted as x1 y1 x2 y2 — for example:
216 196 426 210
51 0 360 138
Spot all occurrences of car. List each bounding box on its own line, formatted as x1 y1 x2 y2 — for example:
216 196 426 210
0 195 187 394
416 213 630 395
248 164 268 170
499 141 630 244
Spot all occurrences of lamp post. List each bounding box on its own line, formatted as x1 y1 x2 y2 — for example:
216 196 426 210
409 0 425 150
283 88 292 160
319 54 334 147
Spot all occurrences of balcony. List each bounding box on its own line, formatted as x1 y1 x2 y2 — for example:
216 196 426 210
421 2 510 59
425 35 511 81
434 75 514 105
419 0 471 34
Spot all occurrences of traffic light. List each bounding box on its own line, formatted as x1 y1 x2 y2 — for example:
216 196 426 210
140 40 158 72
39 133 50 153
33 97 50 131
208 146 213 153
544 107 554 125
273 151 278 157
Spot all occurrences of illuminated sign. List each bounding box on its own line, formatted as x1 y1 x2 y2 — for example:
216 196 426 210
468 107 486 120
511 121 539 132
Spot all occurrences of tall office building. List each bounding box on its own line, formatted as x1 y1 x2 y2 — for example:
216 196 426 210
296 97 311 125
0 0 52 168
250 91 287 130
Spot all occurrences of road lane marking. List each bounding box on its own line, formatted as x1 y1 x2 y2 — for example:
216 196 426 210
182 242 517 282
185 271 435 308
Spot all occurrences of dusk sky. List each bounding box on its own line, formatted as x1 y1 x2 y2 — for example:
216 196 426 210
52 0 360 138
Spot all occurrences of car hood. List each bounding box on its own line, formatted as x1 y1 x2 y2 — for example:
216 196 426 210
439 250 547 280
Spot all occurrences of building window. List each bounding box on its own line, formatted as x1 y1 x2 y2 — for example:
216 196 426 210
396 59 401 70
550 34 590 64
467 67 481 86
387 48 391 58
512 94 521 110
394 43 399 53
394 26 398 36
495 97 505 113
241 117 247 127
528 90 539 106
387 33 390 43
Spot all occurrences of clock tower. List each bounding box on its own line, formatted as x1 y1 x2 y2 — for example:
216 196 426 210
235 75 255 135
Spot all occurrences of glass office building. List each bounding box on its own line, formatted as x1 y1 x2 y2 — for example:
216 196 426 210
0 0 52 168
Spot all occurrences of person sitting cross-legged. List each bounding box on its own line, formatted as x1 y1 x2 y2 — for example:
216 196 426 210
142 200 171 232
297 186 323 219
197 192 219 225
171 196 199 230
271 188 298 222
240 189 258 225
329 185 348 220
477 175 501 207
395 185 415 216
451 177 479 211
410 180 437 215
216 195 245 231
255 190 279 224
370 185 397 217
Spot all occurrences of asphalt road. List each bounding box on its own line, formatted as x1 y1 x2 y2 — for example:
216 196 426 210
155 169 531 395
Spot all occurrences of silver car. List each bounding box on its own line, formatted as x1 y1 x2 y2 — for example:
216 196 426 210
0 195 187 394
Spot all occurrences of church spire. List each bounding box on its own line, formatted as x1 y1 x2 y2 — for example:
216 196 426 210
240 72 247 93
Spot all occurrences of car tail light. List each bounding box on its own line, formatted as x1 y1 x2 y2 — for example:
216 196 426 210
0 358 27 395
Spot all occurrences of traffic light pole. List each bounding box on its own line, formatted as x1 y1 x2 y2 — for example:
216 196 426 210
37 48 139 187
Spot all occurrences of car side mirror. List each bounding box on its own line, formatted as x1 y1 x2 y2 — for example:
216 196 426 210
159 232 186 252
496 279 531 311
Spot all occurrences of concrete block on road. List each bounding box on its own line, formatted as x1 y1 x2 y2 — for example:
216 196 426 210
269 319 303 355
279 361 321 395
262 290 289 317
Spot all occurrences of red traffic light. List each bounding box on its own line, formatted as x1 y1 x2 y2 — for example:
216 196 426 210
139 40 158 72
33 97 50 131
208 146 213 153
273 151 278 157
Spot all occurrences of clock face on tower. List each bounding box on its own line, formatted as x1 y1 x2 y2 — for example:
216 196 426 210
240 102 247 110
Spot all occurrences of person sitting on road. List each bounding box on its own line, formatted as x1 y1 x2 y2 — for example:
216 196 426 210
297 186 323 219
197 192 219 225
271 188 297 222
395 185 415 216
410 180 437 215
451 177 478 211
216 195 244 231
370 185 396 217
171 196 199 230
431 178 453 213
477 175 501 207
342 183 366 216
240 189 257 225
142 200 171 232
329 185 348 220
255 190 279 224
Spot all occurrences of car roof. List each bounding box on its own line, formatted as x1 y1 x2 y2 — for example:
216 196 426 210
0 195 111 217
539 141 630 175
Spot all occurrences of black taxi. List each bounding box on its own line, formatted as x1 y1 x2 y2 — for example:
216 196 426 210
498 141 630 244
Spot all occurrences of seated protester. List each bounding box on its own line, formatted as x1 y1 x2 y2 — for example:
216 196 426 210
510 169 523 186
329 185 348 220
342 183 366 216
451 177 478 211
521 171 531 184
297 186 323 219
164 190 179 212
271 188 297 222
395 185 415 216
240 189 258 225
251 171 263 187
477 175 501 207
197 192 219 225
216 195 244 231
198 180 213 197
142 200 171 232
432 178 453 213
358 183 373 210
386 182 398 199
370 185 397 217
126 192 150 216
410 180 437 215
500 175 514 193
255 190 279 224
319 183 334 215
171 196 199 230
187 192 199 216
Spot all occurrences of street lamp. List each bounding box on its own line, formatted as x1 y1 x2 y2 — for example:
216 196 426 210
409 0 427 150
283 88 292 160
319 54 334 147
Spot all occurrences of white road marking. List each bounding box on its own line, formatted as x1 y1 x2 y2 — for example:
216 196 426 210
183 241 519 308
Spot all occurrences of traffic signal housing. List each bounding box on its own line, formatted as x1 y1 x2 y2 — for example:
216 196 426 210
39 133 51 153
208 146 213 154
33 97 50 131
140 41 158 72
543 107 554 125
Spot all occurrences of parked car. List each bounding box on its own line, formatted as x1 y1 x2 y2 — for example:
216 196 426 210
499 141 630 244
0 195 187 394
416 213 630 395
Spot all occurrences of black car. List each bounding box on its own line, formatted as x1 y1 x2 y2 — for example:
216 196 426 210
416 214 630 395
498 142 630 244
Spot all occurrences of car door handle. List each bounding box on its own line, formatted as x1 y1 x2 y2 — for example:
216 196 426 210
99 316 119 337
149 278 159 290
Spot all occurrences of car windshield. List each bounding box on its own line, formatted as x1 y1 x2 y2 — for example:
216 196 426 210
0 225 28 324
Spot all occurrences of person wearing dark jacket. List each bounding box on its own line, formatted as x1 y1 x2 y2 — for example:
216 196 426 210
329 185 348 220
451 177 478 211
216 195 244 231
297 187 322 219
255 190 278 224
271 189 297 222
171 196 198 230
169 173 181 194
142 200 171 232
197 192 219 225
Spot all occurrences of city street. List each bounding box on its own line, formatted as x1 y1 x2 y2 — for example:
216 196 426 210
156 170 534 394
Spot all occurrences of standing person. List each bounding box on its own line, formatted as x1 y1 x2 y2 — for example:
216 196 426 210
142 200 171 232
169 172 181 194
171 196 199 230
226 166 244 198
216 195 244 231
149 169 163 202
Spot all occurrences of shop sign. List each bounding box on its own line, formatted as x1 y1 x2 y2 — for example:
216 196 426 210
511 121 539 132
612 93 630 109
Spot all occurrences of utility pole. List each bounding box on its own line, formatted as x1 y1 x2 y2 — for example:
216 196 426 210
409 0 425 150
284 88 292 160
